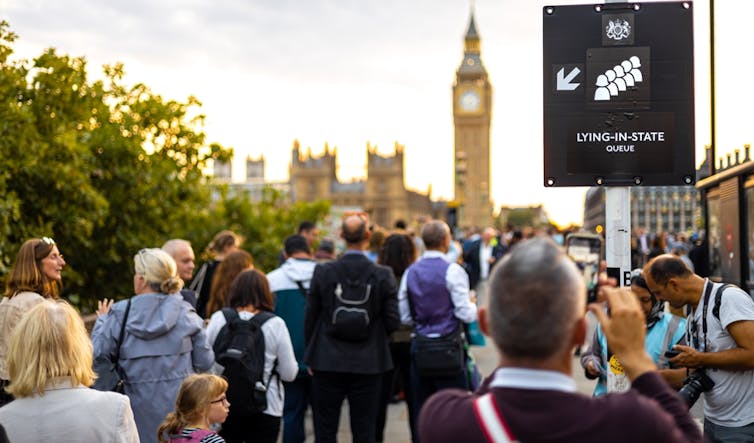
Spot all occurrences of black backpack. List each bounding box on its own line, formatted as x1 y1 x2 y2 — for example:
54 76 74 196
326 261 378 342
213 308 277 415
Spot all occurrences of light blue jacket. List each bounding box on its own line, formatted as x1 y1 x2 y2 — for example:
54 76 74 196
92 293 214 443
583 312 686 396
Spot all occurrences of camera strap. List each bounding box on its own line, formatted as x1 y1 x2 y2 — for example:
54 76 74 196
699 279 714 353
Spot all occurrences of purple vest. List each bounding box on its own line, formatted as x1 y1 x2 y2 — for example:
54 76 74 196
406 257 458 336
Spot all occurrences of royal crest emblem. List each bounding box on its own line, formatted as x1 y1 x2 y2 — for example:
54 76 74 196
605 19 631 41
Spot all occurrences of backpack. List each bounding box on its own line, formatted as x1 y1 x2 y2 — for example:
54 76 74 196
712 283 754 320
168 428 215 443
213 308 277 416
326 261 378 342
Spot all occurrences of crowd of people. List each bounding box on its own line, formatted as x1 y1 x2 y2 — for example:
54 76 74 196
0 217 752 443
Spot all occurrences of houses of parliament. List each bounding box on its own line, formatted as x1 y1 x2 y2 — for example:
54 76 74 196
214 11 494 229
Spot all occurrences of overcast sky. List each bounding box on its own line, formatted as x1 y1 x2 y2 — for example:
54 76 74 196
3 0 753 227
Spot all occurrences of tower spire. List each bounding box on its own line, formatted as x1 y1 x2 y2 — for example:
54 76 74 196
464 4 480 54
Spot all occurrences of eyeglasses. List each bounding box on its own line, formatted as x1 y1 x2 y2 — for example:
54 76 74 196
136 249 149 273
41 237 55 245
210 396 229 405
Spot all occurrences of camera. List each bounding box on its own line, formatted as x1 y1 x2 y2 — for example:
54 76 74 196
678 369 715 408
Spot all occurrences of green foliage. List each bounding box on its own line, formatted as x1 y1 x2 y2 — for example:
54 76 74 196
0 22 328 311
188 186 330 273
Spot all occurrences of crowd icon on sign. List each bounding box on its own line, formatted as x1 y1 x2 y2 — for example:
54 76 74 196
594 56 642 101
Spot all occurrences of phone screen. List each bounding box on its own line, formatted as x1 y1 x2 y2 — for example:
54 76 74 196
565 235 602 303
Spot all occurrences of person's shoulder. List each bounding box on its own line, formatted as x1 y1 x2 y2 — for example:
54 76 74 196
720 284 753 305
266 267 284 281
593 386 673 420
65 387 132 413
419 389 480 440
373 262 395 279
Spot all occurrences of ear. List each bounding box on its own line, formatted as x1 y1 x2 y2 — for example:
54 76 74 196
478 306 490 336
572 316 587 347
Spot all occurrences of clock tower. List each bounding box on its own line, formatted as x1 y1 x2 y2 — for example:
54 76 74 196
453 10 492 228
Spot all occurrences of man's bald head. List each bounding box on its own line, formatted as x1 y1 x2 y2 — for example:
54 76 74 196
341 214 369 246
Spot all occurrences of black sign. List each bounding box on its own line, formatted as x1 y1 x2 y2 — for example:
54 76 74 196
543 2 694 187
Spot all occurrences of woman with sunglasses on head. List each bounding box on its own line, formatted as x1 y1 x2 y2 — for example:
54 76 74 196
92 248 214 443
0 237 66 407
580 269 688 396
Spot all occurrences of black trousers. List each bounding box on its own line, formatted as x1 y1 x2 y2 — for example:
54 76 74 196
375 341 416 443
220 411 280 443
311 371 381 443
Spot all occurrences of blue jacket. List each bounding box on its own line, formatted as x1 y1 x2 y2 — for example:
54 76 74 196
92 293 214 443
583 313 686 396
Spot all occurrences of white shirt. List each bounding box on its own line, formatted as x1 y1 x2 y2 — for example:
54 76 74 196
397 250 478 332
690 281 754 426
479 242 493 280
490 367 577 392
206 310 298 417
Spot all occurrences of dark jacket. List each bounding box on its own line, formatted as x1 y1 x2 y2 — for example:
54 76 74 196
304 252 400 374
462 239 505 289
419 372 703 443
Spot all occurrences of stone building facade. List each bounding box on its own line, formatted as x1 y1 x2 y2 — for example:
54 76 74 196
289 140 435 228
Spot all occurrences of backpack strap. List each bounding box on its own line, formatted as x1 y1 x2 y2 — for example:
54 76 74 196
250 311 281 395
294 280 307 296
473 393 517 443
712 284 732 321
221 307 239 323
188 262 209 293
113 298 132 365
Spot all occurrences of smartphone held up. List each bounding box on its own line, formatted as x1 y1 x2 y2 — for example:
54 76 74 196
565 233 603 304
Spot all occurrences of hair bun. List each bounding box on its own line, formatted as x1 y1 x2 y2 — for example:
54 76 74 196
160 275 184 294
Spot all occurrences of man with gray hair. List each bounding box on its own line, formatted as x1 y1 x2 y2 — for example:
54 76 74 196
418 238 702 443
398 220 477 435
162 239 197 308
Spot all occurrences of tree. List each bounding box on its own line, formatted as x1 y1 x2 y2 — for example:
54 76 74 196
190 186 330 273
0 24 226 306
0 22 331 310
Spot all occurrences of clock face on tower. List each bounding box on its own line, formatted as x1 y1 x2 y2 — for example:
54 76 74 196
459 89 481 113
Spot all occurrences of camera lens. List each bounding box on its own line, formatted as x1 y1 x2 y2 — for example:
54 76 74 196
678 370 714 408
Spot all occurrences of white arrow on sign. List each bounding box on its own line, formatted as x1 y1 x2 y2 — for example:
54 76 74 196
557 67 581 91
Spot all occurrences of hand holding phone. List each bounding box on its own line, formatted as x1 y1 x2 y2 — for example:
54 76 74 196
565 234 603 304
664 349 681 359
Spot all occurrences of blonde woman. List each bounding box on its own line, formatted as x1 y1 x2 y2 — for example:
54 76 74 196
92 248 214 443
0 237 66 406
0 300 139 442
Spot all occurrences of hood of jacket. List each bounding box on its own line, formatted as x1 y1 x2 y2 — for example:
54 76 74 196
125 293 187 340
281 258 317 284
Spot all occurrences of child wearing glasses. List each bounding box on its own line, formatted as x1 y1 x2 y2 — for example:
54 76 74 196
158 374 230 443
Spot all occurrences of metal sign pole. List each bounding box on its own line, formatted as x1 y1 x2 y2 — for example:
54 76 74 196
606 187 632 286
603 0 631 288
